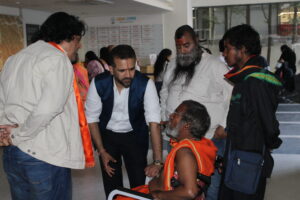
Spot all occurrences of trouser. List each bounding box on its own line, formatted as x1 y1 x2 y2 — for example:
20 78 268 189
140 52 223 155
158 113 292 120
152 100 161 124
219 173 267 200
206 138 226 200
3 146 71 200
285 76 295 92
100 130 148 197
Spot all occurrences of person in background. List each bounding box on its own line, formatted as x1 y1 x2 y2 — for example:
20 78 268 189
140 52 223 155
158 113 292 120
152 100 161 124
99 47 111 71
85 50 105 81
85 44 162 198
153 48 172 95
0 12 93 200
72 53 90 104
219 38 226 64
280 44 297 75
275 44 296 93
220 24 282 200
107 44 116 53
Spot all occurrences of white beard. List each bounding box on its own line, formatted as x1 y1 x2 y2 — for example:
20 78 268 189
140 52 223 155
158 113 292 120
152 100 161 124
166 122 182 139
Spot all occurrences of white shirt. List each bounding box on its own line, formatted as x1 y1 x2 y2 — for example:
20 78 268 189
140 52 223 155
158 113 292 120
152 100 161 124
0 41 85 169
160 52 233 138
85 77 160 132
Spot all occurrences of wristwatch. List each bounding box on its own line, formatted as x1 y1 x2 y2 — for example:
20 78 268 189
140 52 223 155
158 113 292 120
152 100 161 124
153 160 163 166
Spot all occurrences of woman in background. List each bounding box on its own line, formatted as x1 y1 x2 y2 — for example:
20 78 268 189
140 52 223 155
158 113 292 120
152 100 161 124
85 51 105 81
153 48 172 95
99 47 110 71
72 53 89 104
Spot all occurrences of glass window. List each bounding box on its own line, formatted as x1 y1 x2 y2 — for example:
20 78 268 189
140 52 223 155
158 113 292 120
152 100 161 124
193 2 300 72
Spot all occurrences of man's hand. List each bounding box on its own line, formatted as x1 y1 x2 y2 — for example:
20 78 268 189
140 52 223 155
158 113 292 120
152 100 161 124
160 121 168 128
0 136 12 146
0 124 17 146
213 125 227 139
151 190 161 200
99 150 117 177
145 163 163 177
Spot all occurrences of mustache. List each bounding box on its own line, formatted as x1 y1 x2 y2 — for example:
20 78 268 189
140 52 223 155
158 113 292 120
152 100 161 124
122 78 132 82
176 47 199 67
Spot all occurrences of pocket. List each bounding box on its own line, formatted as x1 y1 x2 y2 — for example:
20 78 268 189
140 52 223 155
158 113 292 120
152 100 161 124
25 165 52 194
17 154 52 194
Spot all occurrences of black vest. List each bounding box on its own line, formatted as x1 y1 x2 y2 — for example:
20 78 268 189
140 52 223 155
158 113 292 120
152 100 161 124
94 71 149 147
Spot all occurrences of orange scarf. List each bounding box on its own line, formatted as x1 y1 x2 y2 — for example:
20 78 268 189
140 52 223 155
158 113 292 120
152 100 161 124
48 42 95 168
163 138 217 190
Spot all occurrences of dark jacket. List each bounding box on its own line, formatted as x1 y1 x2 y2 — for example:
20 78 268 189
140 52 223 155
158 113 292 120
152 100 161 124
280 49 296 74
225 56 282 153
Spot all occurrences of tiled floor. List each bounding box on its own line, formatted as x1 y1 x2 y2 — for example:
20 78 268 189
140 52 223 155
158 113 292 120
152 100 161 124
1 104 300 200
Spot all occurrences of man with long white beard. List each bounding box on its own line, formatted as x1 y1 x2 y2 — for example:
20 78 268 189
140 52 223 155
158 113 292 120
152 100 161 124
160 25 232 200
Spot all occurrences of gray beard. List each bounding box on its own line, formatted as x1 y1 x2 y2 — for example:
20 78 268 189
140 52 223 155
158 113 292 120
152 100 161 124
176 47 198 67
166 122 182 139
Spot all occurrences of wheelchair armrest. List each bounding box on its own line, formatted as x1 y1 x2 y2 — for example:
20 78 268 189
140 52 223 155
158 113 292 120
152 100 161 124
197 173 211 185
107 187 153 200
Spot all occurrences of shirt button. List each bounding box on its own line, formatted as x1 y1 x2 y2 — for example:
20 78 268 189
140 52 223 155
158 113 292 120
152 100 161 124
11 135 15 139
32 152 36 155
27 149 31 153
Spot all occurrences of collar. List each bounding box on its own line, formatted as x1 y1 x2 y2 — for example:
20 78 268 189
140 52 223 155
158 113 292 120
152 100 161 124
113 77 129 94
48 42 66 54
224 55 264 84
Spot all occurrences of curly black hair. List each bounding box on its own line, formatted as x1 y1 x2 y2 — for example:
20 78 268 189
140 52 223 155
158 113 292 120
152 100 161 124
223 24 261 55
31 12 85 44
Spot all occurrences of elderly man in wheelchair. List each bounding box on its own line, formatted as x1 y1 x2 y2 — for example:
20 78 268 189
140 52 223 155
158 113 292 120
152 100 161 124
111 100 217 200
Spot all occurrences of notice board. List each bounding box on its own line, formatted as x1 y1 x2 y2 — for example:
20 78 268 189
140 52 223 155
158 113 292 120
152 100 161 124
85 24 163 65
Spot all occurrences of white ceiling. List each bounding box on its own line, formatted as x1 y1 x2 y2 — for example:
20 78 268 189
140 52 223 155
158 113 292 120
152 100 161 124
0 0 173 17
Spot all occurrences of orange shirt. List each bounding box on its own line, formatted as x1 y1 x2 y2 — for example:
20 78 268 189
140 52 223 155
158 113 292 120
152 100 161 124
73 62 89 104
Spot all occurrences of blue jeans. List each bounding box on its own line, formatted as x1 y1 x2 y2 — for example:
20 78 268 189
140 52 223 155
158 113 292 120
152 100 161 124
206 138 226 200
3 146 72 200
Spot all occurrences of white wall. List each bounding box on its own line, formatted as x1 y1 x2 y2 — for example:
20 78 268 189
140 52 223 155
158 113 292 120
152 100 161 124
0 5 51 47
192 0 300 7
21 9 51 25
0 5 19 16
0 5 52 25
162 0 192 55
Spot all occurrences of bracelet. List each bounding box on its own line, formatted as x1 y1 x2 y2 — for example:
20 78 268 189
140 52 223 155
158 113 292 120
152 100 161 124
153 160 163 166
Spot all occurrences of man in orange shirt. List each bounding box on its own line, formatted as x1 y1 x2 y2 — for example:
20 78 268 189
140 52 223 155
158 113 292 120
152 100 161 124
116 100 217 200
